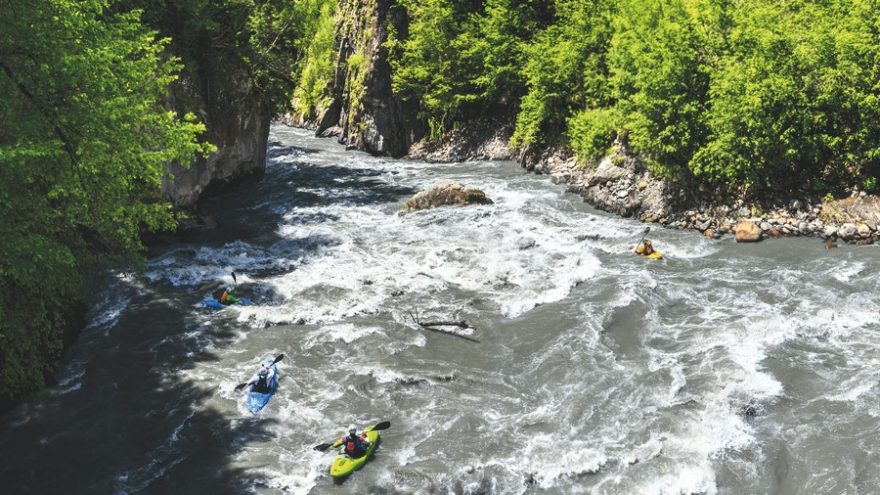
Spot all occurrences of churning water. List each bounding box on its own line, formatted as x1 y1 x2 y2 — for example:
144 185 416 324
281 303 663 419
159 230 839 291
2 126 879 494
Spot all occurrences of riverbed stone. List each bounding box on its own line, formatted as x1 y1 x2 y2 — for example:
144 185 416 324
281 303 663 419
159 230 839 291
734 221 762 242
402 181 493 213
838 223 857 239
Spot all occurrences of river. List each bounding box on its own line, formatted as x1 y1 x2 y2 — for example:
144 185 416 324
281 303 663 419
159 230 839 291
2 125 879 495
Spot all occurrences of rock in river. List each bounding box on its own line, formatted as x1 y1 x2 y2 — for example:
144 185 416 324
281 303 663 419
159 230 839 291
402 181 494 213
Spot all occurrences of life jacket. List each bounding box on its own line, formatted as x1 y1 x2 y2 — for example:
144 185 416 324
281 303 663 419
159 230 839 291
253 368 270 392
343 434 365 455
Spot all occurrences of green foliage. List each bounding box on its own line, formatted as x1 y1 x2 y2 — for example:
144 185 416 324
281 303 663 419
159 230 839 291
128 0 313 115
691 0 880 191
388 0 880 195
292 0 337 120
0 0 210 401
512 0 615 149
604 0 715 176
390 0 550 130
567 107 622 163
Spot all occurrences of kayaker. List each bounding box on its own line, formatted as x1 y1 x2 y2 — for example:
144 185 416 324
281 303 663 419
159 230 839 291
246 360 276 393
634 239 655 256
339 424 371 458
219 286 239 305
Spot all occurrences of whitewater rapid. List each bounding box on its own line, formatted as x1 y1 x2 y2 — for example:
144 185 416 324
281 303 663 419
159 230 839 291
2 125 879 495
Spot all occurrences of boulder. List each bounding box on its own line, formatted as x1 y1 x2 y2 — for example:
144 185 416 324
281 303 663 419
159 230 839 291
734 221 762 242
402 182 494 213
820 195 880 229
587 154 630 185
838 223 857 239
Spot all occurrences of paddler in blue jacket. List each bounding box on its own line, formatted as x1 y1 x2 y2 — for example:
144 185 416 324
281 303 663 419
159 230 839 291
245 360 276 393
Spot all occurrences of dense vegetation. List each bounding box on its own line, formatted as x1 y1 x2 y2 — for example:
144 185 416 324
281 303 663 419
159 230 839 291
389 0 880 194
0 0 315 405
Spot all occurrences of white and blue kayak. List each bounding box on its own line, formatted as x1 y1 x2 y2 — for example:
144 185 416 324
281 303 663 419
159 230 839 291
246 362 278 414
202 297 251 310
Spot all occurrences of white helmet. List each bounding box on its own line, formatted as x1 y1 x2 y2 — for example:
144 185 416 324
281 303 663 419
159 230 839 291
348 424 357 435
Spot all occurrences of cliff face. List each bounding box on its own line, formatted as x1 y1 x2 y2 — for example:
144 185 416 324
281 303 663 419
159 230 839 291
317 0 425 157
161 60 270 207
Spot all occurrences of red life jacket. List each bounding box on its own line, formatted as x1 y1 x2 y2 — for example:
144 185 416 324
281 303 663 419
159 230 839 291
343 434 365 454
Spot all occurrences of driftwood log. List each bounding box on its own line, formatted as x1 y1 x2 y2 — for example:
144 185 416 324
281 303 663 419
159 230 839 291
408 311 480 343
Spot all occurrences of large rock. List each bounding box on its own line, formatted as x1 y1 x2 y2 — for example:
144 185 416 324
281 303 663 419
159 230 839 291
407 120 513 162
160 37 270 207
402 182 493 213
315 0 425 157
820 195 880 229
587 154 630 186
733 221 762 242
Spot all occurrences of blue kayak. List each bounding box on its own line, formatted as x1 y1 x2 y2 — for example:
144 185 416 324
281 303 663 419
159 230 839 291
203 297 251 309
246 362 278 414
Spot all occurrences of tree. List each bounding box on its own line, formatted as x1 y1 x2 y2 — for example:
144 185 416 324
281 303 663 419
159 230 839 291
0 0 210 400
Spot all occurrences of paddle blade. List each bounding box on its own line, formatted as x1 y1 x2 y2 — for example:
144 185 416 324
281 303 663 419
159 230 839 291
232 271 238 284
234 382 248 392
313 442 334 452
273 354 284 364
366 421 391 432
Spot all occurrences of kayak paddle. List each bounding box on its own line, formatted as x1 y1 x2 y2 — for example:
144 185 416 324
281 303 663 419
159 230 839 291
313 421 391 452
234 354 284 392
232 271 238 286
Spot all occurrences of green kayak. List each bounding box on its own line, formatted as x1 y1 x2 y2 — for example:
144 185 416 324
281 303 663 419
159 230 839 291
330 429 380 478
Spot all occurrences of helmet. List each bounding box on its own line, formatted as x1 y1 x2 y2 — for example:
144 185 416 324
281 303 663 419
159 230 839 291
228 286 236 294
348 424 357 435
635 244 645 254
645 239 653 246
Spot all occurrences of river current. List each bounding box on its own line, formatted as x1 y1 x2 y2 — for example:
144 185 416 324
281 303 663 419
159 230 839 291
2 125 879 494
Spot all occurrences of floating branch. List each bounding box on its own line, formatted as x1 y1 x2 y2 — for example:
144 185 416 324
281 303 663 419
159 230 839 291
407 310 480 343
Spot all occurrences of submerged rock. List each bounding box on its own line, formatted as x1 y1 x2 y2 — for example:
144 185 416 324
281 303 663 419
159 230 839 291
402 182 494 213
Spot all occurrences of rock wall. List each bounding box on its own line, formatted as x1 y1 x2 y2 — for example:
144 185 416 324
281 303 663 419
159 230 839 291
316 0 425 157
160 48 270 207
407 120 514 162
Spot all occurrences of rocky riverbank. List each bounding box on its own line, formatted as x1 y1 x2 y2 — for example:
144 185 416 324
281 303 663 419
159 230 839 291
527 144 880 244
393 122 880 245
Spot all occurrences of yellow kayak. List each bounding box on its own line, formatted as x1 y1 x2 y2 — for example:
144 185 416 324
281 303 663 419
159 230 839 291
639 250 663 260
330 429 380 478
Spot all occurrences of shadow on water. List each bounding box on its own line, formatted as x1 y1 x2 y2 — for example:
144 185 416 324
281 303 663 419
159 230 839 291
202 141 419 227
0 139 419 494
0 285 276 494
